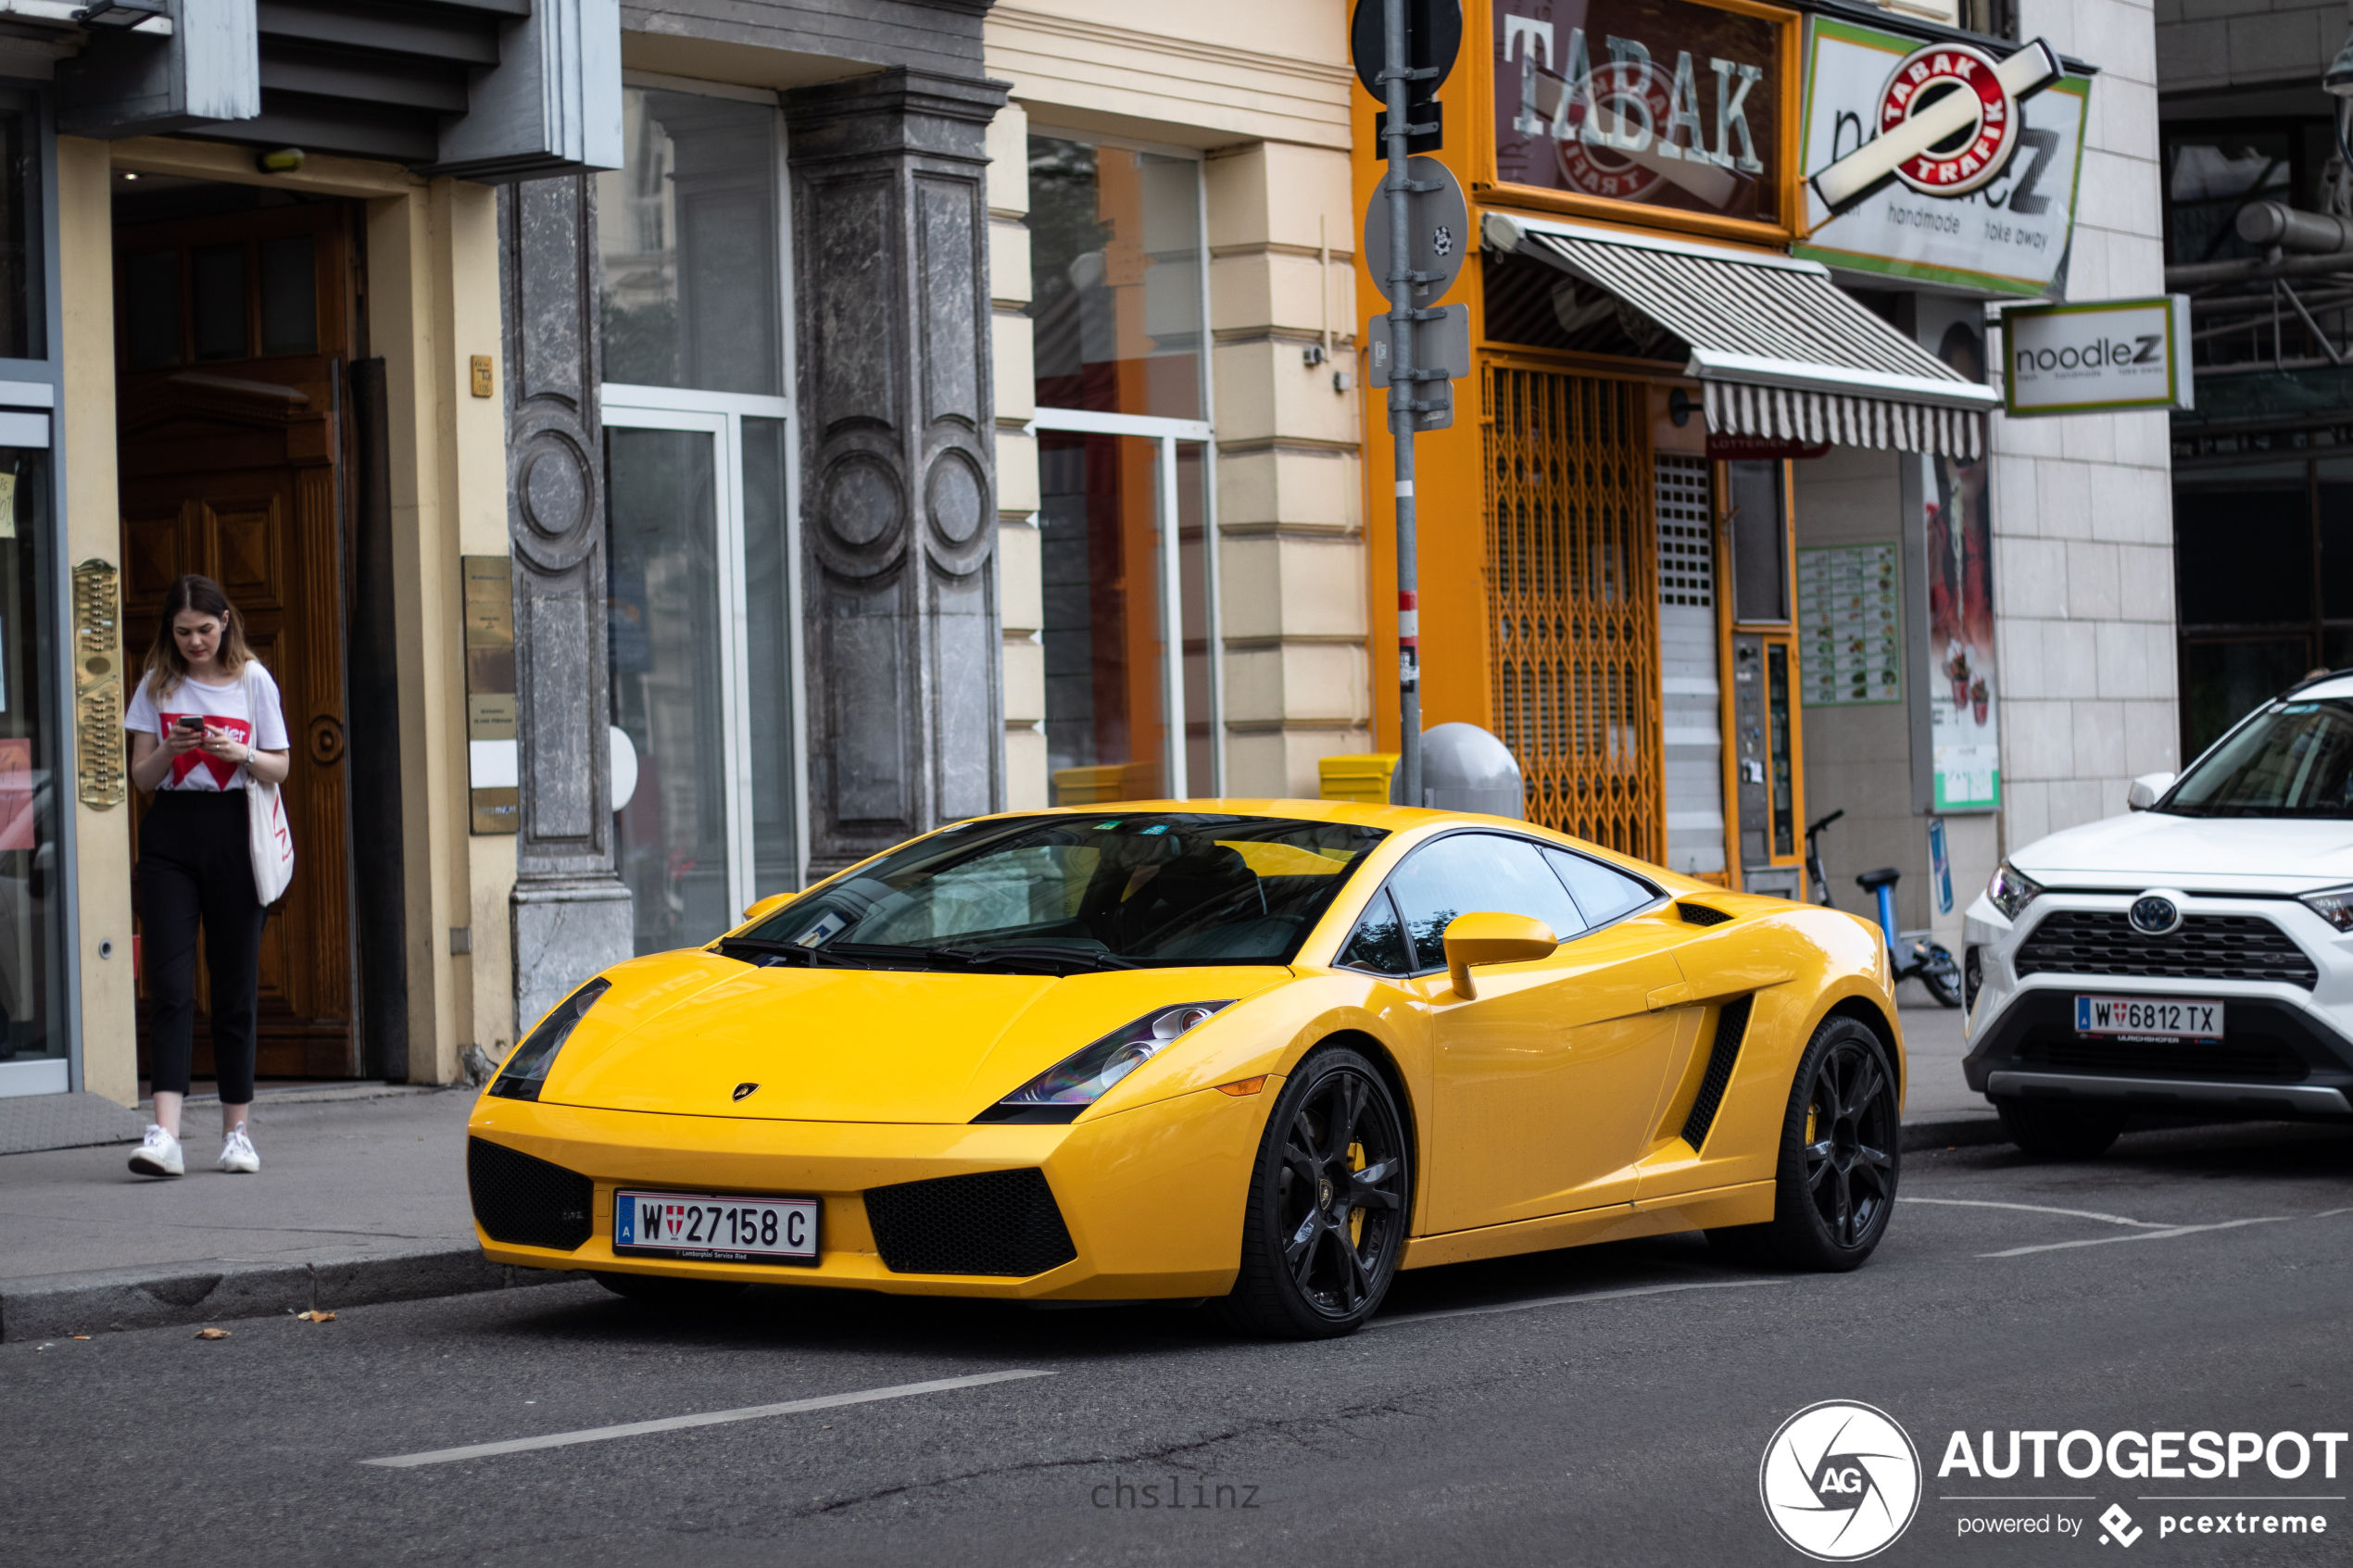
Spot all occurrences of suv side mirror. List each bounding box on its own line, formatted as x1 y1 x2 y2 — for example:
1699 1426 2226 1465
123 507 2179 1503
2127 771 2176 811
1442 911 1558 999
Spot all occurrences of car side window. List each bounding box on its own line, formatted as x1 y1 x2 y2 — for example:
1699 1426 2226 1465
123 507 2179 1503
1336 887 1414 975
1541 846 1659 928
1387 834 1588 972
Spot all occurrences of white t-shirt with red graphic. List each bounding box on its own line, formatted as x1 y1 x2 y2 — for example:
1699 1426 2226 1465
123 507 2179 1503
124 665 290 792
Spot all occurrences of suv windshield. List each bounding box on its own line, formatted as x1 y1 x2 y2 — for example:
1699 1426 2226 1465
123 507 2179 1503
2165 697 2353 817
726 813 1387 971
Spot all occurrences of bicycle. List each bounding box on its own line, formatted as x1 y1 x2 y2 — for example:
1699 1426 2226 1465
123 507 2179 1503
1803 809 1963 1009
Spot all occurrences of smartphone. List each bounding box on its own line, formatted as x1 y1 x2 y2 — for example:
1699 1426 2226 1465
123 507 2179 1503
175 715 204 733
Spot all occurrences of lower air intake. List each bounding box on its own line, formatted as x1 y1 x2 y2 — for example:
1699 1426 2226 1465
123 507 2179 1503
863 1167 1079 1277
1680 996 1754 1151
467 1137 594 1252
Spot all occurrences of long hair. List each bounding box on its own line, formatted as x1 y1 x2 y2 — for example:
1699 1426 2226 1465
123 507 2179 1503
141 574 255 701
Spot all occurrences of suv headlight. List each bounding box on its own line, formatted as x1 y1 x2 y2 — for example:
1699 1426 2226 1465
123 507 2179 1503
974 1001 1234 1124
488 979 610 1102
1986 860 2044 922
2300 884 2353 932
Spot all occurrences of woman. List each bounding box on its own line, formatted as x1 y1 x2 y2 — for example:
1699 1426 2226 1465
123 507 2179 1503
123 575 291 1177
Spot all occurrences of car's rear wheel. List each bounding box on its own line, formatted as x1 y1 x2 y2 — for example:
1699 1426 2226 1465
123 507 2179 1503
1994 1098 2127 1160
592 1272 749 1308
1708 1016 1899 1271
1211 1047 1409 1340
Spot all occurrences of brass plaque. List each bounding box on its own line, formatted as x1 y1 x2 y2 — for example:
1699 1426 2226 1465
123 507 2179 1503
464 597 514 649
470 356 494 398
461 554 510 599
465 646 515 695
470 786 519 835
71 558 124 809
466 692 518 741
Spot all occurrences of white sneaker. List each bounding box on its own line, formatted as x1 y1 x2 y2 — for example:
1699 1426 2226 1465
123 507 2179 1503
129 1123 183 1178
218 1126 258 1174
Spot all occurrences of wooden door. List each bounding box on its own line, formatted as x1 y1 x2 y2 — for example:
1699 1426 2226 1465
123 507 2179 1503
117 201 360 1082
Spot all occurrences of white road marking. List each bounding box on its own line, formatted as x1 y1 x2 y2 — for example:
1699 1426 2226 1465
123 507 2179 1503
359 1370 1055 1469
1980 1216 2293 1259
1370 1276 1790 1331
1899 1196 2176 1229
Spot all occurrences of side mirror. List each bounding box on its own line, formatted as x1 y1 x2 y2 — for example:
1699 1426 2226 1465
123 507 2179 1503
739 892 795 924
1441 911 1558 999
2127 771 2176 811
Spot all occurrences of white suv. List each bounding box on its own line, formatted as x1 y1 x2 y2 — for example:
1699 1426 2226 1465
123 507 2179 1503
1963 674 2353 1157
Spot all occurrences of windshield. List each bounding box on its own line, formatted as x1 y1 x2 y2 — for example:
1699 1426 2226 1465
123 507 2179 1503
2166 697 2353 817
728 813 1387 971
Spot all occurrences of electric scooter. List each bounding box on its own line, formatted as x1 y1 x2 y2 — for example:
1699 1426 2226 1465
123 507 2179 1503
1804 809 1963 1009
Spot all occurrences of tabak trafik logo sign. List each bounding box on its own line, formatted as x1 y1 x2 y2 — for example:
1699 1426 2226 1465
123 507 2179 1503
1809 36 2060 211
1494 0 1782 223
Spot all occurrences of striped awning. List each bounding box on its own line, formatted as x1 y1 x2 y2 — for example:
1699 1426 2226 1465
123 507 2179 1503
1485 214 1998 460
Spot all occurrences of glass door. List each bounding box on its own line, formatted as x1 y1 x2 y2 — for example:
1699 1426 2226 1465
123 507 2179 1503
604 393 800 956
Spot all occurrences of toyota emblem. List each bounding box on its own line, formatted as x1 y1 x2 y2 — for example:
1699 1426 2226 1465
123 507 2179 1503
2128 895 2182 935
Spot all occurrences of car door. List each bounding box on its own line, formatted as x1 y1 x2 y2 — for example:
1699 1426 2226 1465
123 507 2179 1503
1392 833 1696 1232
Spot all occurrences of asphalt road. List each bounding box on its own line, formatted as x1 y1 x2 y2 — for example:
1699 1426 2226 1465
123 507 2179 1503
7 1122 2351 1568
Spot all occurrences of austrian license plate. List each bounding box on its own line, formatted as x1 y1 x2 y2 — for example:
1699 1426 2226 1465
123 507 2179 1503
2074 996 2225 1041
613 1189 820 1265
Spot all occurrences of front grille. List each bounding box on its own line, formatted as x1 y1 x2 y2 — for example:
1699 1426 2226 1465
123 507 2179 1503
467 1137 594 1251
863 1168 1078 1277
2016 910 2318 989
1680 995 1753 1149
2028 1033 2310 1082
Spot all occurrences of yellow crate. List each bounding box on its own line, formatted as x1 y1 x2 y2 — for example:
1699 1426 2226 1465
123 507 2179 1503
1318 752 1399 806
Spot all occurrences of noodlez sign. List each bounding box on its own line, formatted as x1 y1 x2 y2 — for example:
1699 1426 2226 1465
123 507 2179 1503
1796 19 2089 298
1998 296 2194 416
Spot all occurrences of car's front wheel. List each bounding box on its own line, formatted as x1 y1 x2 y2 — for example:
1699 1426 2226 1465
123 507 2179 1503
1994 1098 2127 1160
1708 1016 1900 1271
1211 1047 1410 1340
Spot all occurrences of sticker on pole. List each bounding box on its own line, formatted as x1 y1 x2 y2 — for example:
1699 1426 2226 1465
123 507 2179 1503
1363 156 1468 304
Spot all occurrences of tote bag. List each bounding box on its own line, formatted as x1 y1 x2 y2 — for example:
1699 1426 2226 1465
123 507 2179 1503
242 662 295 905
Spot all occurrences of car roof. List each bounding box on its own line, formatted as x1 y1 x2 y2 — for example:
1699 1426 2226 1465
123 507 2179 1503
2290 670 2353 702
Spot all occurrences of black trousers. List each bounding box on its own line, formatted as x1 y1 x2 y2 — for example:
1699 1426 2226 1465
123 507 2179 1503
139 791 267 1104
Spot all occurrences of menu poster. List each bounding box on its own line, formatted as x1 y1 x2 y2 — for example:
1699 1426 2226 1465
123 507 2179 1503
1796 543 1902 706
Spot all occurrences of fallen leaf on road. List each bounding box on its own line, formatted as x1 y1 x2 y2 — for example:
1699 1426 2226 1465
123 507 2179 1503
70 1336 88 1341
296 1311 336 1323
195 1327 230 1340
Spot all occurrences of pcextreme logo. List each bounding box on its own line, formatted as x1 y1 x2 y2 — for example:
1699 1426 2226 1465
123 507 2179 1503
1761 1401 1924 1561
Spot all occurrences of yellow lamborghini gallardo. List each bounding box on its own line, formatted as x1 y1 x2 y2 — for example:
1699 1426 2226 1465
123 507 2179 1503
467 802 1905 1338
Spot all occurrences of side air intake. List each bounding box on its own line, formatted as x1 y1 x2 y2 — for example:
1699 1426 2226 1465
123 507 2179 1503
1677 901 1733 926
1680 996 1754 1150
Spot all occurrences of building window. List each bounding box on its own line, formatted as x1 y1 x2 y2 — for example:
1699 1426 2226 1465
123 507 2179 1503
1027 133 1220 803
598 85 798 954
2173 457 2353 759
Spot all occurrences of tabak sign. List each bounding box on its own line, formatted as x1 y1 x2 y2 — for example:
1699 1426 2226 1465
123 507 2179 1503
1492 0 1785 224
1795 17 2089 297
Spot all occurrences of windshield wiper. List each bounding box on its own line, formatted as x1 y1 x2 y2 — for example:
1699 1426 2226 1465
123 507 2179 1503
825 941 1140 975
714 936 875 970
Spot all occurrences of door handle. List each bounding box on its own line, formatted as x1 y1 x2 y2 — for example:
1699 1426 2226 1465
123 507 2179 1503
1645 981 1696 1011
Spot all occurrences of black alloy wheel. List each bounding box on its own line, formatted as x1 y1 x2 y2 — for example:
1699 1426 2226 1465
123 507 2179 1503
1213 1047 1410 1339
1708 1016 1899 1271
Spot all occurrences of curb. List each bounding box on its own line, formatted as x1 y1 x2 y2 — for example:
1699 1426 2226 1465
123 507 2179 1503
0 1244 567 1343
1899 1114 2008 1152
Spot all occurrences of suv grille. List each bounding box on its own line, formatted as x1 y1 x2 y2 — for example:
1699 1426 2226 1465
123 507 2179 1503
863 1168 1078 1277
467 1137 594 1251
2016 910 2318 990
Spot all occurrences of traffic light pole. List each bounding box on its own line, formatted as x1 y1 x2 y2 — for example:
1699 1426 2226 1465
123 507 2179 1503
1381 0 1423 809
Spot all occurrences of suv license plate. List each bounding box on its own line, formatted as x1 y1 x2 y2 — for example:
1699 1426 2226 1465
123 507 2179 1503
2074 996 2225 1041
614 1190 819 1265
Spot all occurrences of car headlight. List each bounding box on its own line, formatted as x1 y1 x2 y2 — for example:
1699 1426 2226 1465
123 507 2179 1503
1986 860 2044 922
974 1001 1234 1124
488 979 610 1102
2299 884 2353 932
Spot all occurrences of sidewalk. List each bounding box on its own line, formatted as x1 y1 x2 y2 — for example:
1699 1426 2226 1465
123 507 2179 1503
0 1010 1999 1341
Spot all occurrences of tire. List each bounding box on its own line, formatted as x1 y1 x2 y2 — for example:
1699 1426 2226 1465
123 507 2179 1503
592 1272 749 1308
1705 1016 1900 1272
1994 1098 2127 1160
1209 1047 1411 1340
1919 947 1964 1010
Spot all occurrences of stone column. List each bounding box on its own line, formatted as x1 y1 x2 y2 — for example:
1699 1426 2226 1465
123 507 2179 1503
499 175 633 1029
786 68 1010 874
